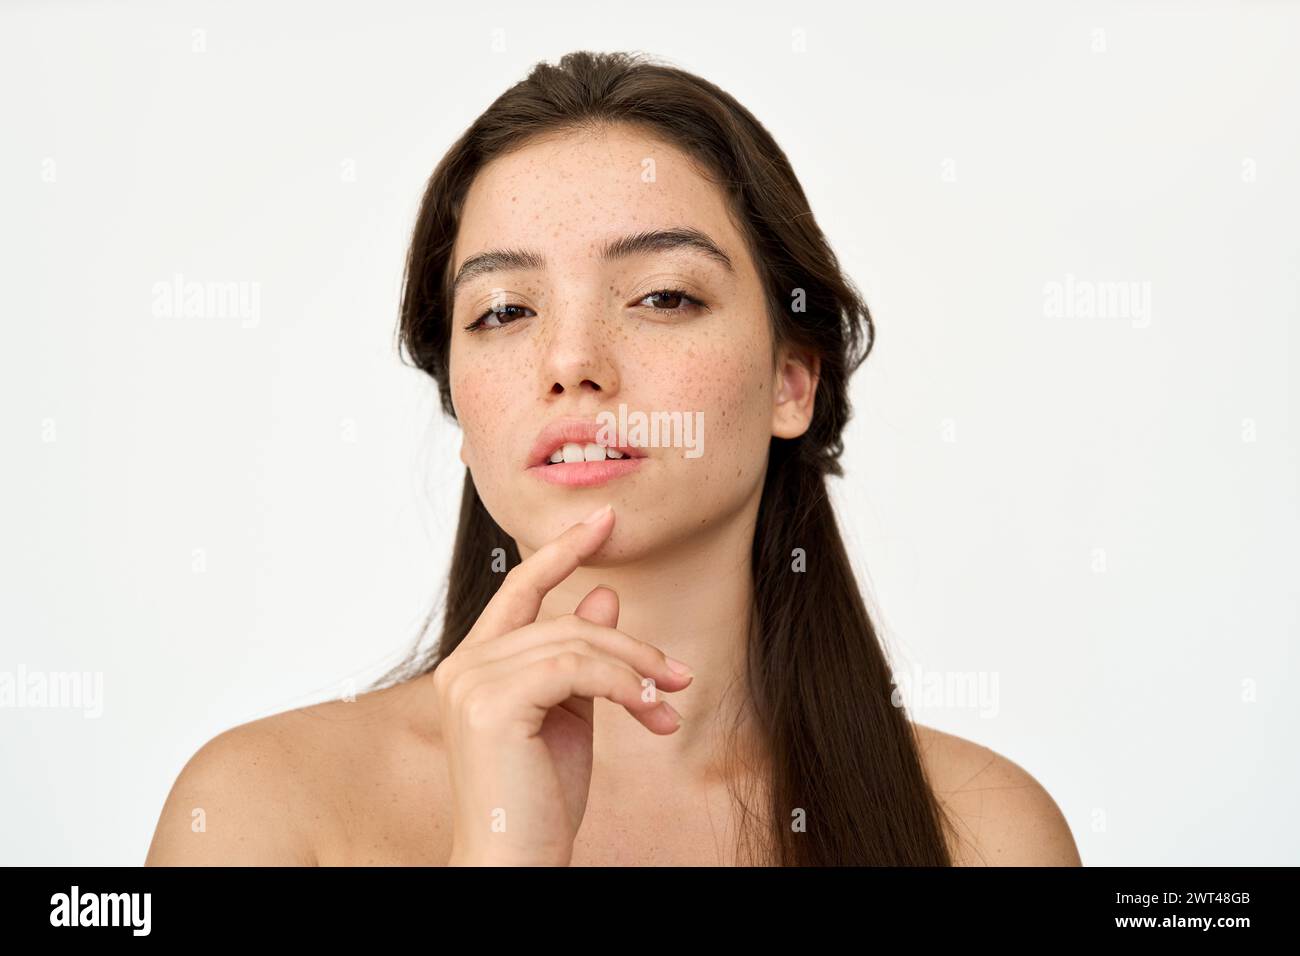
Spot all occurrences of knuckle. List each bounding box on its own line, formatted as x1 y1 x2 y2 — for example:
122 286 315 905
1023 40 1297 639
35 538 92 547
544 651 583 673
441 673 472 710
459 687 501 731
560 638 593 656
430 660 455 697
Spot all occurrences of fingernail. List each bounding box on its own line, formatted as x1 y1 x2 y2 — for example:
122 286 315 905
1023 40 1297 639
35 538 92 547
582 503 612 525
665 657 694 678
659 701 682 725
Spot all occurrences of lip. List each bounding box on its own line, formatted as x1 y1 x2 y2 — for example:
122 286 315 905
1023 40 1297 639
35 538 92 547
525 416 649 489
525 417 649 469
528 455 647 487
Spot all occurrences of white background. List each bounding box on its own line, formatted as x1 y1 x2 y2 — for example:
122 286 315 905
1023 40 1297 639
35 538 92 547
1 0 1296 866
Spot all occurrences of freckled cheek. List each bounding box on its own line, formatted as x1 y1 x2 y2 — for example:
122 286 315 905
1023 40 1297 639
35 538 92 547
650 349 767 463
450 360 514 467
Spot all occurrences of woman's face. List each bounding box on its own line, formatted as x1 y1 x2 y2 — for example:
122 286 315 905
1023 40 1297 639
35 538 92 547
447 123 814 561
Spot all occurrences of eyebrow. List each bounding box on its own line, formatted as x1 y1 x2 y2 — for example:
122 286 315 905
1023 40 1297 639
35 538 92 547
450 227 735 297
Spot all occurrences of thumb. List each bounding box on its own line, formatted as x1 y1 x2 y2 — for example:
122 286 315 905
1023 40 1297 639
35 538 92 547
573 585 619 630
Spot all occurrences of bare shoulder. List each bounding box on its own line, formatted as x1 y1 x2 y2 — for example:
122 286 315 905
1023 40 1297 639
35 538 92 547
145 680 427 866
913 723 1082 867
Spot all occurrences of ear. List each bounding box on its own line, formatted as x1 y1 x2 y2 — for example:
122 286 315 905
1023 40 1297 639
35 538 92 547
771 344 820 439
458 437 468 467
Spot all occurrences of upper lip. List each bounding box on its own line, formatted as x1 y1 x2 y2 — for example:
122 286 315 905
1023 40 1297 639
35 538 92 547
526 417 649 468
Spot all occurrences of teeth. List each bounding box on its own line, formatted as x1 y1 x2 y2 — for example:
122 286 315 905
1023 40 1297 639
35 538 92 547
546 442 627 464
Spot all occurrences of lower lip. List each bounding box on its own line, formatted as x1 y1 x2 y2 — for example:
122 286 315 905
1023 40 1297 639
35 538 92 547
527 456 646 487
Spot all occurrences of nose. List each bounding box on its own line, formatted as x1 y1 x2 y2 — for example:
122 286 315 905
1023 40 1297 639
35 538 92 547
538 304 620 398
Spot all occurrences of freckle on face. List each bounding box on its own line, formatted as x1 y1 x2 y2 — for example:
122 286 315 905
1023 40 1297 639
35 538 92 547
448 124 776 550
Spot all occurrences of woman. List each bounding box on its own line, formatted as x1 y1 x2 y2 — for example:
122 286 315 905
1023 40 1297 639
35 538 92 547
146 51 1081 867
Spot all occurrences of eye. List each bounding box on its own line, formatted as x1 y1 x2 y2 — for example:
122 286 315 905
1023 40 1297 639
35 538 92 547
636 288 706 315
463 302 536 333
461 288 706 333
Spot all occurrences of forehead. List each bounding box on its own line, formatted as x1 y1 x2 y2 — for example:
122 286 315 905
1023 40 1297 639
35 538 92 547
452 124 741 273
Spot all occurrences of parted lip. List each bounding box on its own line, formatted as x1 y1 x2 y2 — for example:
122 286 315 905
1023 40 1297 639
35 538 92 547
526 417 649 468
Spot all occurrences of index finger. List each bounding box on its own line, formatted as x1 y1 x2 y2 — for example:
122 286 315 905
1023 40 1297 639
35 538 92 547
464 503 615 643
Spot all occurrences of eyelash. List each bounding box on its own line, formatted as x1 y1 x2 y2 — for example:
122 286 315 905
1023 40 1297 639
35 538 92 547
462 288 706 333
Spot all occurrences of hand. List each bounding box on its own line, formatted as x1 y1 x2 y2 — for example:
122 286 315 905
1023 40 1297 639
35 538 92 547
435 504 694 866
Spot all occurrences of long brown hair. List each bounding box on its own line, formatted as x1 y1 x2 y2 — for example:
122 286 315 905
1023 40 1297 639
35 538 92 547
372 50 956 866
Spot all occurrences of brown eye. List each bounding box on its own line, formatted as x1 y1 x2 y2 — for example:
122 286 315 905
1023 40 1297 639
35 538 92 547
464 303 535 332
637 289 704 313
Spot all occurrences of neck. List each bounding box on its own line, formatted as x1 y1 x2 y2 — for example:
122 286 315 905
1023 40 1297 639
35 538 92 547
519 496 764 791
